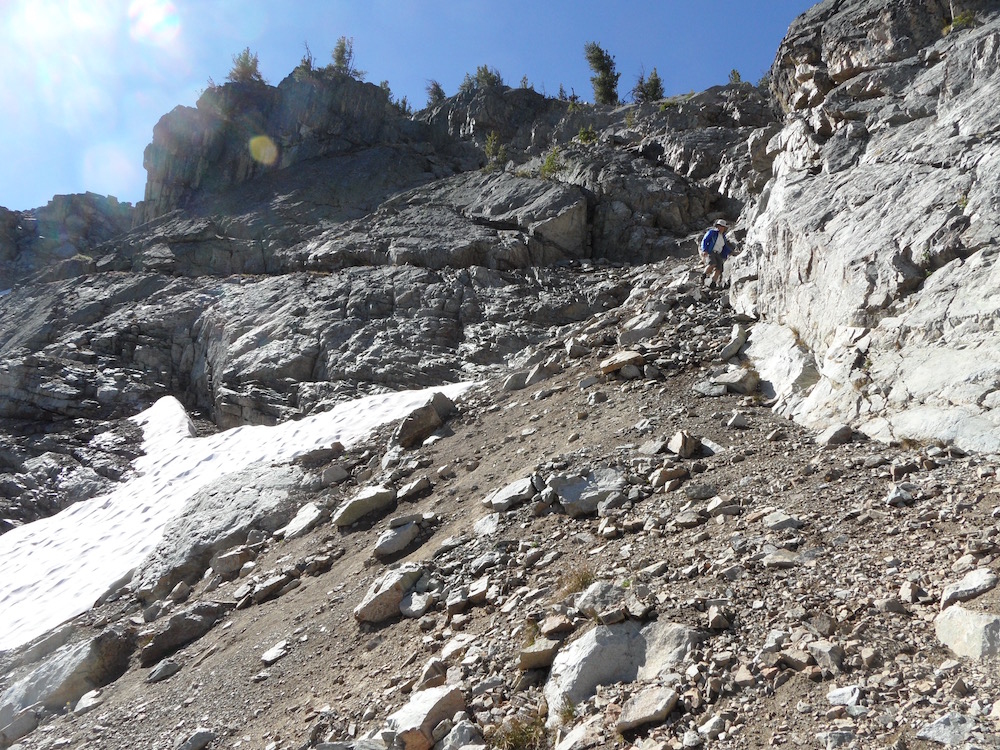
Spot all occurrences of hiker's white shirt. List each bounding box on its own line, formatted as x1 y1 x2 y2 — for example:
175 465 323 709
712 232 726 254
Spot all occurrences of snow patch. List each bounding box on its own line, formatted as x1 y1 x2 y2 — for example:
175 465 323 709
0 383 474 651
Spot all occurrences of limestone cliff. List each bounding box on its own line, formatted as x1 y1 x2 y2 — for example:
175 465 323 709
0 193 133 290
732 0 1000 451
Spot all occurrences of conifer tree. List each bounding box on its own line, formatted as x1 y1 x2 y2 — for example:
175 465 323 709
426 80 446 107
585 41 620 105
331 36 365 80
226 47 266 85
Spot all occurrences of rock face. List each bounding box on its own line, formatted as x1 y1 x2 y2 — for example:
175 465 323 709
732 0 1000 451
136 73 437 225
5 3 1000 749
131 464 304 602
0 626 134 728
0 193 133 289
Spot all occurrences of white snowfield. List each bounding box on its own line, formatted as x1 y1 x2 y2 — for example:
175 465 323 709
0 383 474 652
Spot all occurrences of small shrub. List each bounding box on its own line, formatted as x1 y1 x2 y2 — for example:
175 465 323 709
458 65 505 94
296 42 316 73
632 66 664 104
484 131 508 171
945 10 977 33
476 64 504 89
539 147 562 179
560 566 594 594
557 698 578 725
729 68 743 85
660 91 694 110
577 125 597 144
624 109 635 128
379 81 412 116
486 715 548 750
523 619 540 646
958 193 969 210
226 47 266 85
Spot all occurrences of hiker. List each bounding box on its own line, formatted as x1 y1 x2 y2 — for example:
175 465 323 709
700 218 735 288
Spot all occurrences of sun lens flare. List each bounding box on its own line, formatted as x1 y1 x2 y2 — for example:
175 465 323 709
249 134 278 166
128 0 180 46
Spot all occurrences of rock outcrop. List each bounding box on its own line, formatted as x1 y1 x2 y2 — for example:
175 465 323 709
3 1 1000 748
0 193 133 289
732 0 1000 451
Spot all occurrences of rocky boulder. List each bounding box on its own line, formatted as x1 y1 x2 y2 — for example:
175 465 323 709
138 601 232 667
543 619 701 725
0 626 134 728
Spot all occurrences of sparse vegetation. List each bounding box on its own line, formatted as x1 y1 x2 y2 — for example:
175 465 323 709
226 47 266 85
539 147 562 179
944 9 977 34
660 92 695 110
585 41 620 105
460 65 505 94
729 68 743 85
560 565 595 594
958 192 969 210
425 79 446 108
577 125 597 144
522 619 540 646
557 698 578 725
331 36 365 80
292 41 316 80
379 81 412 116
632 67 664 104
484 131 508 171
485 715 548 750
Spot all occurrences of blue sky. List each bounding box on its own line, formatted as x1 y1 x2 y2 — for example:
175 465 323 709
0 0 815 211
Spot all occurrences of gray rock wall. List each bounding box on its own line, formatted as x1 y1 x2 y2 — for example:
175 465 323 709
0 194 133 290
734 1 1000 451
136 73 429 225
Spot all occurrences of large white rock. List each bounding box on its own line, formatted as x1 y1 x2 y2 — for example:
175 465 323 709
276 502 324 540
544 620 700 725
935 605 1000 659
384 685 465 750
481 477 536 512
374 522 420 558
940 567 999 610
618 311 665 346
0 627 134 728
332 485 396 527
547 468 626 518
353 563 423 624
636 620 704 680
615 685 679 733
